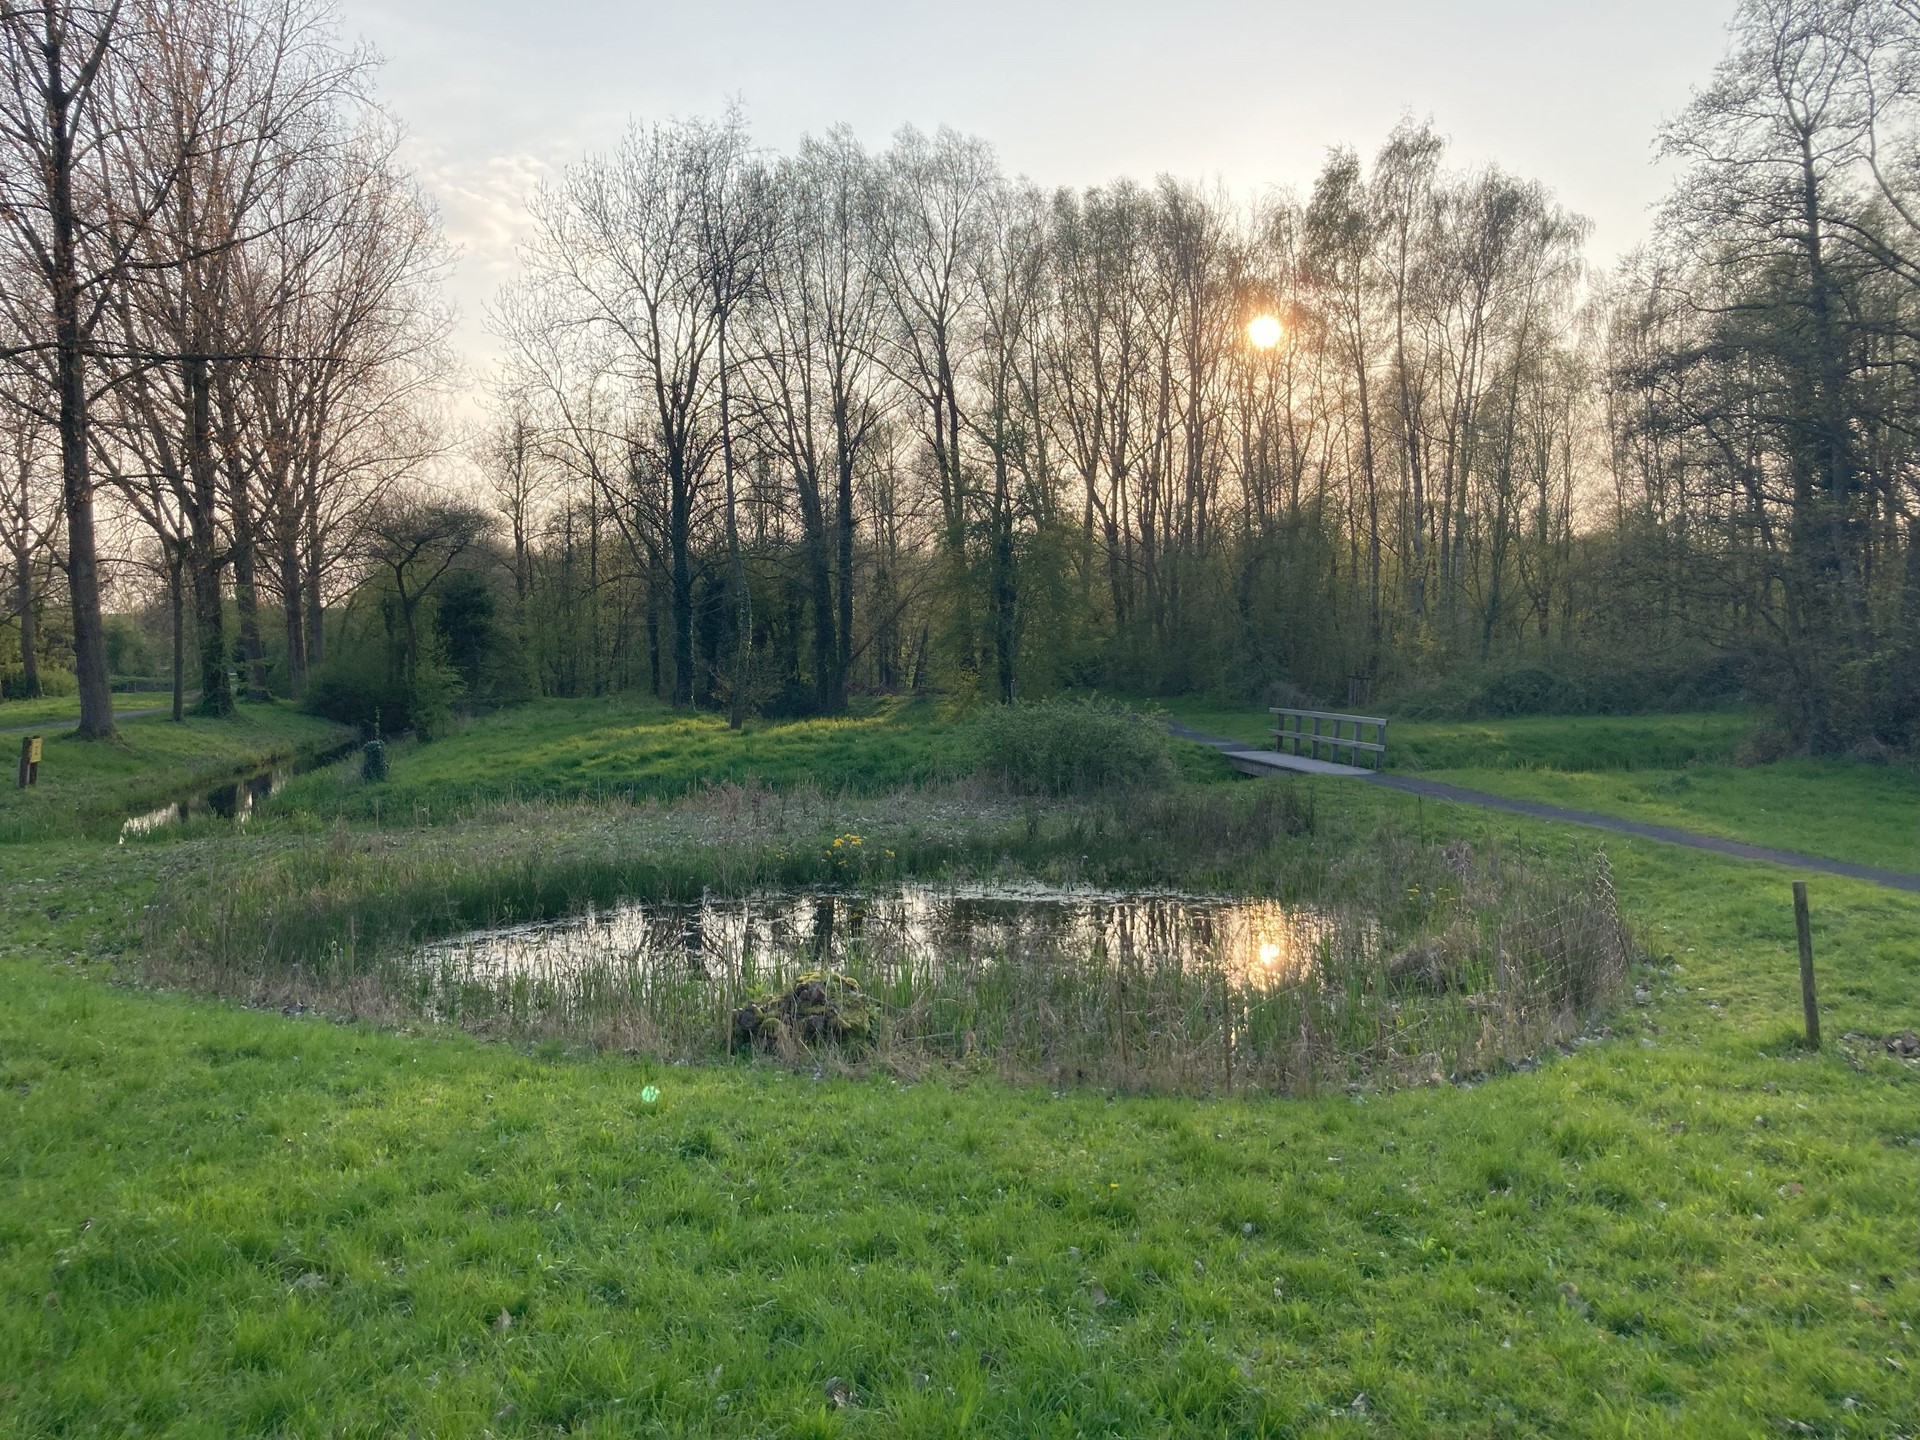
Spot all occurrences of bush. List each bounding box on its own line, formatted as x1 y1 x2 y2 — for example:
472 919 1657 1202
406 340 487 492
1 664 76 700
965 696 1175 795
1391 653 1748 720
305 638 463 739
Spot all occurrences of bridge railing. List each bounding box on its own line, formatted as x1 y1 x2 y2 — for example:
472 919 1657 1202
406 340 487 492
1269 707 1388 770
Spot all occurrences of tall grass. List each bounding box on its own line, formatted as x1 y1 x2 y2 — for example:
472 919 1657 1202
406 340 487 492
143 780 1630 1094
964 696 1176 794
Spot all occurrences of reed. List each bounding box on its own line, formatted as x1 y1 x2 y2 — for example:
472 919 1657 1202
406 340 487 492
143 779 1630 1094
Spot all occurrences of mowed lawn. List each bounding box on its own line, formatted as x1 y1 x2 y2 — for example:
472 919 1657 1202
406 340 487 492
0 698 1915 1437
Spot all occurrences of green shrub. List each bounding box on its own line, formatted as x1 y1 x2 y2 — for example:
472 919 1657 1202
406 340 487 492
965 696 1175 795
305 639 462 740
1 664 77 699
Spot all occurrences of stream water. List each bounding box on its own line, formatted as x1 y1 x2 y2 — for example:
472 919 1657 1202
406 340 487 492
119 742 356 840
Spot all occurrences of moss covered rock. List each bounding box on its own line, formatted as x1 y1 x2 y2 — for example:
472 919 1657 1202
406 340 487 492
732 970 874 1052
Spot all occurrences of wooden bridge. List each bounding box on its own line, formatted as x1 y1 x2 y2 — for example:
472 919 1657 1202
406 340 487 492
1215 706 1388 779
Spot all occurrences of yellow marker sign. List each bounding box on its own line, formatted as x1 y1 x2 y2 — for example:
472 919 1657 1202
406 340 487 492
26 736 41 763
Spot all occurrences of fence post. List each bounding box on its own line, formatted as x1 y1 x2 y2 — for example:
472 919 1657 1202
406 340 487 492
1221 968 1233 1095
1792 882 1819 1050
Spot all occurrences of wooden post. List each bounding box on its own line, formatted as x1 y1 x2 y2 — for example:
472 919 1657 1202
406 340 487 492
1221 967 1233 1095
17 735 40 788
1792 882 1819 1050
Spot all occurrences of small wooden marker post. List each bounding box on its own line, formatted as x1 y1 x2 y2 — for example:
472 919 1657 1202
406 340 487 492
1792 881 1820 1050
16 734 40 789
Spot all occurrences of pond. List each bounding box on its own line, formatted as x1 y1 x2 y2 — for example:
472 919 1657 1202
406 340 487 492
413 883 1343 996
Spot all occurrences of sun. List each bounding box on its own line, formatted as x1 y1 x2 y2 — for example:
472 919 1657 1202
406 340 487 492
1246 314 1283 350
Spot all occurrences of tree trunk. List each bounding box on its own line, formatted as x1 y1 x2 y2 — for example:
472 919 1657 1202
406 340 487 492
12 539 39 699
991 456 1017 703
278 530 306 696
669 451 694 709
169 552 185 722
184 358 232 716
833 415 856 710
231 479 268 700
303 495 325 670
719 317 749 730
49 64 112 738
795 465 837 713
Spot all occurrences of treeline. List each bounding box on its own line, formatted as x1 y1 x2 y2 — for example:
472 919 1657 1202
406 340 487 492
476 0 1915 748
0 0 447 733
3 0 1914 752
489 114 1599 723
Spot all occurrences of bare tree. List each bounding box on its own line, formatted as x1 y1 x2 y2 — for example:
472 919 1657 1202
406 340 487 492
0 0 161 735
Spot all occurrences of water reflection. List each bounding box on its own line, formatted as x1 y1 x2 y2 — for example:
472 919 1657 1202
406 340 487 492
119 741 355 841
120 767 289 839
415 883 1334 992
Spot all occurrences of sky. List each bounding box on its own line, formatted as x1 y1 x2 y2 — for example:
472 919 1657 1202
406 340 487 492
336 0 1739 396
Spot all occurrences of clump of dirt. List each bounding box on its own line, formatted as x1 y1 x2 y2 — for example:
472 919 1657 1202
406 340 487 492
732 971 874 1053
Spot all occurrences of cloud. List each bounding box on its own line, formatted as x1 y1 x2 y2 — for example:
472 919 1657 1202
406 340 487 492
399 143 559 389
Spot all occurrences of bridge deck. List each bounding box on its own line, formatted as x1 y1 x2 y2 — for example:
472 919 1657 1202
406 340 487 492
1222 749 1375 778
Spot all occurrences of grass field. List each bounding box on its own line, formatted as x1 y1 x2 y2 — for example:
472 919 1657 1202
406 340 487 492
1152 698 1915 875
0 689 185 730
1426 761 1917 874
1 697 1915 1437
267 695 974 823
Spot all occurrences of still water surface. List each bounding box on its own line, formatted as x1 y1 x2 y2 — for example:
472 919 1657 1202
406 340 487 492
415 884 1342 992
120 742 355 839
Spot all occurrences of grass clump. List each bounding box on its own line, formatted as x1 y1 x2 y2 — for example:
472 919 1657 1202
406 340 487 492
967 696 1175 795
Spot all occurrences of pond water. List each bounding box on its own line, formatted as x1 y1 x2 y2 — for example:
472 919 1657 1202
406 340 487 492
414 883 1343 993
120 742 356 840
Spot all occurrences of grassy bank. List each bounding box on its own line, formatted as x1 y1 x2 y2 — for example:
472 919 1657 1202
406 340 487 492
1151 698 1755 770
0 704 353 843
267 696 975 822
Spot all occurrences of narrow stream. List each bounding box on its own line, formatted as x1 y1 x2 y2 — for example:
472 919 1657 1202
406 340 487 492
119 741 356 840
